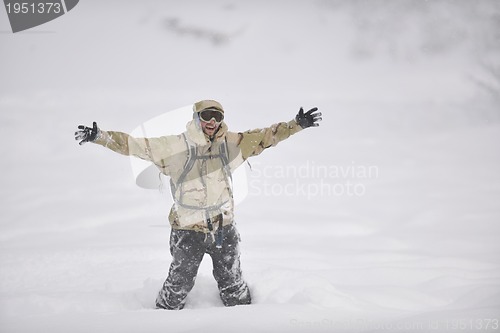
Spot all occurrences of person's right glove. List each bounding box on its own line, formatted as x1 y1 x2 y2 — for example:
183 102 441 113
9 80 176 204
75 121 100 145
295 107 322 129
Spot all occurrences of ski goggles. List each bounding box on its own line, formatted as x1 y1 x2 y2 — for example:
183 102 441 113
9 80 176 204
199 108 224 123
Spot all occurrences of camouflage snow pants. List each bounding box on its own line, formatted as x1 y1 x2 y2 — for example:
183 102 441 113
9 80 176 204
156 224 252 310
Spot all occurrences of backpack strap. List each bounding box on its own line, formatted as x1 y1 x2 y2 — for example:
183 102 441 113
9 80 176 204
171 133 197 204
219 137 233 196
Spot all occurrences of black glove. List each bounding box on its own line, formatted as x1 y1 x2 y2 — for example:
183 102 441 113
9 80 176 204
295 107 322 129
75 121 100 145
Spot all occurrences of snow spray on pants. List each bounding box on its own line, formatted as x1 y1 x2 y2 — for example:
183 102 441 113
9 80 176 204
156 224 251 309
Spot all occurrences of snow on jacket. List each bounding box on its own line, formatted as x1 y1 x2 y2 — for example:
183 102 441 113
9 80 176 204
94 117 302 233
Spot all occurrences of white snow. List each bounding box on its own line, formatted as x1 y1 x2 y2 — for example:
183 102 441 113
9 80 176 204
1 0 500 332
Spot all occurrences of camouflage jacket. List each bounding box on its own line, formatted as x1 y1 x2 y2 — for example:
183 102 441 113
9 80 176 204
94 118 302 233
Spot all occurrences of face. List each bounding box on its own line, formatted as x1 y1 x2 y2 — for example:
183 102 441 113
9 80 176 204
198 109 224 138
200 118 221 137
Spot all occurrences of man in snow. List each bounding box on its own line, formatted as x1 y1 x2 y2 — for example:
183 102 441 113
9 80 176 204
75 100 322 309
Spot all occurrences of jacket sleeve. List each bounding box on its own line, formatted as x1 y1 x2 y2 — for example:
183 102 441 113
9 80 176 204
93 130 171 163
237 119 303 160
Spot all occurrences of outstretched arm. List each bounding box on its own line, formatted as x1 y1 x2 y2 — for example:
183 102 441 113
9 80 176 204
74 122 170 162
237 107 322 160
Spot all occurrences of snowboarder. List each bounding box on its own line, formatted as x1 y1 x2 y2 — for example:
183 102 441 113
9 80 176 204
75 100 322 309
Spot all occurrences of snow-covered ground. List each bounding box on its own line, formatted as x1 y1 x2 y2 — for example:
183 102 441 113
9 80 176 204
1 1 500 332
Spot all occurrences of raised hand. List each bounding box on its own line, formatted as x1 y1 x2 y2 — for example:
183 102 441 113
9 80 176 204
75 121 100 145
295 107 322 129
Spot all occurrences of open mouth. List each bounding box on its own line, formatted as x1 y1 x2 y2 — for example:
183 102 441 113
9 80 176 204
205 125 216 131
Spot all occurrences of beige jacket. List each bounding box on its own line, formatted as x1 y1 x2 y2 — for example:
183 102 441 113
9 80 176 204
94 118 302 233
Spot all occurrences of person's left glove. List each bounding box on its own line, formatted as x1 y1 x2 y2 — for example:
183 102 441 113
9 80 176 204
75 121 100 145
295 107 322 129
